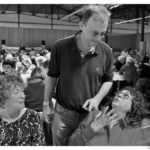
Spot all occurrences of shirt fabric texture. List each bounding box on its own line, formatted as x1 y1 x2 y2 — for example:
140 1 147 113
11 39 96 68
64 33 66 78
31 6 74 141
0 108 45 146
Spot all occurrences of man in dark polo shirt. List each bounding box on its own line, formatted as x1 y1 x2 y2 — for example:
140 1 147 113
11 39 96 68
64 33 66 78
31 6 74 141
43 5 114 145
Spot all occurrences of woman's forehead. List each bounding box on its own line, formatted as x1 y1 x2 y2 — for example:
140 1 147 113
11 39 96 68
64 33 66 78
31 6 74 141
120 90 130 94
116 90 130 95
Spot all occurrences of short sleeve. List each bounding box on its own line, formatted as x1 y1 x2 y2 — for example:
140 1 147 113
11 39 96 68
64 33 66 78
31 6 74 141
102 48 114 82
47 42 61 78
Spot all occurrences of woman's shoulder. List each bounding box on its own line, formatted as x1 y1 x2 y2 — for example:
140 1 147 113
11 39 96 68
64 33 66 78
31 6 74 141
26 108 39 115
24 108 41 120
127 124 150 146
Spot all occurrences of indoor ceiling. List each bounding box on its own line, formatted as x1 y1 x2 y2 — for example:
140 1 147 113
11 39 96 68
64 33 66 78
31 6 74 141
0 4 150 25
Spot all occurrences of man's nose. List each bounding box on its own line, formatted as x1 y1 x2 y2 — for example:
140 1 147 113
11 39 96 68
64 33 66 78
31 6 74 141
95 35 102 42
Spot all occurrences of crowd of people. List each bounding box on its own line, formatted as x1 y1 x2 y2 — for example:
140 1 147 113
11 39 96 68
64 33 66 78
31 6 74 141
0 4 150 146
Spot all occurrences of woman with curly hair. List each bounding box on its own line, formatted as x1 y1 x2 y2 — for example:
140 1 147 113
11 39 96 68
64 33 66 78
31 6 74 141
0 74 45 146
68 86 150 146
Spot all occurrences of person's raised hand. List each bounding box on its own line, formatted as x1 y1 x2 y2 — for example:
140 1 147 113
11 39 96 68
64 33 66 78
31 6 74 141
90 106 117 132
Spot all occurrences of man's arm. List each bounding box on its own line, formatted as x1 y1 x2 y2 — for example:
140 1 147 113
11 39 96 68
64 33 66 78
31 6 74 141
94 81 113 102
83 82 112 111
43 75 57 123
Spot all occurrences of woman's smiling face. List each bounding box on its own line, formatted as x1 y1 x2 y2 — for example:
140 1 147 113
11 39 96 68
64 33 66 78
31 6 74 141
5 85 25 110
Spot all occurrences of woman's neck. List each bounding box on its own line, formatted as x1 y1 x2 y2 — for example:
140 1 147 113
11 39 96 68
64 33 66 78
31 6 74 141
1 107 23 120
109 111 126 129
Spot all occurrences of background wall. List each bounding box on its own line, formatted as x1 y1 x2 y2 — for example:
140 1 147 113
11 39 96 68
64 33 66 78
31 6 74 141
108 34 137 50
0 13 150 53
0 25 150 54
0 27 76 49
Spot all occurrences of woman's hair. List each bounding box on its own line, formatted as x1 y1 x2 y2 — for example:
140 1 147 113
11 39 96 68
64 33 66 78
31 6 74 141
119 86 147 128
29 67 46 80
0 74 23 108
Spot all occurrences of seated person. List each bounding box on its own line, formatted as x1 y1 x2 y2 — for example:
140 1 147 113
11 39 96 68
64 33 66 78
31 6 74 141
24 67 53 145
139 56 150 79
113 55 126 72
68 87 150 146
20 56 35 87
0 74 45 146
24 67 46 112
119 56 138 86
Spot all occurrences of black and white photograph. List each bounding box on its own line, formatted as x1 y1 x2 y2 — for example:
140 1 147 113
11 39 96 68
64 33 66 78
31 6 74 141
0 2 150 147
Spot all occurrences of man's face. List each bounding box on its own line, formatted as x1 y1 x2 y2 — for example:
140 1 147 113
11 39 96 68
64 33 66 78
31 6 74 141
80 14 108 49
112 90 133 113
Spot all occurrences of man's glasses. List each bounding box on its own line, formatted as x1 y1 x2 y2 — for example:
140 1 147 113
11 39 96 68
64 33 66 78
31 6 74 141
86 25 107 38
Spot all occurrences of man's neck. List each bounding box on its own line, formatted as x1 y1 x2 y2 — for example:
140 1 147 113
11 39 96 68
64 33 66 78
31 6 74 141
77 34 90 55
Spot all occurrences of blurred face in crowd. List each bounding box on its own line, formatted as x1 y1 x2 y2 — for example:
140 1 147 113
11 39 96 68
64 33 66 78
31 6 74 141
22 57 31 68
112 90 133 114
3 64 13 75
20 50 27 56
80 13 108 50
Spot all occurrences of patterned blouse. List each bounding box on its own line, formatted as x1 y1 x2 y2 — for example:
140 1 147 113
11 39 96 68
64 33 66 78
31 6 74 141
0 108 45 146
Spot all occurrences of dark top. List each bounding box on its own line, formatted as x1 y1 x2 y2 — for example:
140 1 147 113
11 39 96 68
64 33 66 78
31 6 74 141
48 33 114 111
24 80 45 112
114 60 124 71
0 109 45 146
119 63 138 83
135 78 150 102
140 63 150 78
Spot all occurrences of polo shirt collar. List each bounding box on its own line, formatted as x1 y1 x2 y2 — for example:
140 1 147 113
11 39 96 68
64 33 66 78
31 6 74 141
73 31 98 55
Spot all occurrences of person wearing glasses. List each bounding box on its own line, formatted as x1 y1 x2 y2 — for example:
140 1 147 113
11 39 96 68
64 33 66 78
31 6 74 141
68 87 150 146
43 5 114 145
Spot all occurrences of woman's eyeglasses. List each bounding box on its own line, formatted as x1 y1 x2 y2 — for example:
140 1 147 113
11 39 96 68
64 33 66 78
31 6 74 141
115 91 130 100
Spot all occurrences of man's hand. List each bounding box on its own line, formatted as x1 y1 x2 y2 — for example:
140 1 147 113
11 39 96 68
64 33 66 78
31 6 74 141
82 97 100 112
43 105 53 123
90 107 116 132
